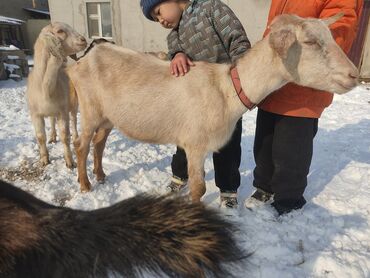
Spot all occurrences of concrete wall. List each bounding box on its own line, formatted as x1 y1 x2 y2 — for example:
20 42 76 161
26 19 50 50
0 0 30 20
227 0 271 45
0 0 50 50
0 0 49 20
48 0 271 52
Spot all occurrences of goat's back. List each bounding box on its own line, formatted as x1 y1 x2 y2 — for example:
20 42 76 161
68 44 233 147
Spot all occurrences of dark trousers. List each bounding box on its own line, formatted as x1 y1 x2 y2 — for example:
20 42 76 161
253 109 318 201
171 119 242 192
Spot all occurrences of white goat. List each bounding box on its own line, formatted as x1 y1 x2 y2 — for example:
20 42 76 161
48 39 117 144
68 14 358 198
27 22 87 168
48 81 79 144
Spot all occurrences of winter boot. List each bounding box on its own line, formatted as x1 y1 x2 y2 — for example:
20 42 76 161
245 188 273 209
166 175 187 193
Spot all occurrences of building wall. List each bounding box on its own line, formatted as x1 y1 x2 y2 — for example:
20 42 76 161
26 19 50 49
0 0 48 20
0 0 50 51
48 0 271 52
0 0 30 20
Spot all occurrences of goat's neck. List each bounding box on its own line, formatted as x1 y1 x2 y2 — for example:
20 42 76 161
236 38 287 107
33 40 65 75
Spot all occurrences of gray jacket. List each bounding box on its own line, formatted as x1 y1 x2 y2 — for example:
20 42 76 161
167 0 250 63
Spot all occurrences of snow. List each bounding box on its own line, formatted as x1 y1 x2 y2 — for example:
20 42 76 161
0 79 369 277
26 55 34 66
4 63 20 72
8 74 21 80
7 55 20 60
0 45 20 51
0 16 24 25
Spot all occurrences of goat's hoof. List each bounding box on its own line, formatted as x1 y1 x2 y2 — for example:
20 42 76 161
94 171 106 184
190 190 206 203
80 183 91 192
96 176 106 184
66 161 77 169
40 158 50 167
48 138 57 144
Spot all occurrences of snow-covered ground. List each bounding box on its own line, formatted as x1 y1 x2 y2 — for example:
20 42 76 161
0 79 369 277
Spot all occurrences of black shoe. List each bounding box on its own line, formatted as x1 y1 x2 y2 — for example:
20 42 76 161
251 188 273 202
220 192 238 216
220 192 238 209
245 188 273 209
271 197 306 215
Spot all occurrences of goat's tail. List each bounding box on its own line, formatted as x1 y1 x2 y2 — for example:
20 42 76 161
0 180 244 278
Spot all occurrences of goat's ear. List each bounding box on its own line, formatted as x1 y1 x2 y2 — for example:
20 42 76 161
321 12 344 26
269 27 297 59
41 32 65 60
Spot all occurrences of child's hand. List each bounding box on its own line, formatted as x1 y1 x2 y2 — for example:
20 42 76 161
170 52 195 77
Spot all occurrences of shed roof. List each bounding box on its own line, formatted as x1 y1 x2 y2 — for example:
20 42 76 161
0 16 25 26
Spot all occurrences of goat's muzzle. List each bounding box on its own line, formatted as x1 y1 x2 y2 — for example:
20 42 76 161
332 68 359 94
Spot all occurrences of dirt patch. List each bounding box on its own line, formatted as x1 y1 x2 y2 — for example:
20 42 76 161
53 192 72 207
0 161 73 207
0 161 44 182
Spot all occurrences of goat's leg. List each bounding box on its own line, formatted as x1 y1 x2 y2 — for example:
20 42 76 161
70 109 78 142
185 149 207 202
69 84 79 142
57 112 75 169
92 127 112 183
48 117 57 143
74 128 95 192
32 115 50 166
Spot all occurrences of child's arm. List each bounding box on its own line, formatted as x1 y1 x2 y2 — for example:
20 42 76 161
210 0 251 62
319 0 363 53
167 29 183 60
167 29 195 77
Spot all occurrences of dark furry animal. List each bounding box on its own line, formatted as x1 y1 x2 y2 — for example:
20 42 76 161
0 180 244 278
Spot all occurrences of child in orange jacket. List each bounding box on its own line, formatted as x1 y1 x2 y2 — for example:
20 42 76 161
245 0 363 215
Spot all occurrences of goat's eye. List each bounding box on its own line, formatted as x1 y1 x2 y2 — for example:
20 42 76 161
56 29 64 34
303 41 317 46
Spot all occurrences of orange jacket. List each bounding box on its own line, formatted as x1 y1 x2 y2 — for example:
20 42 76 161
259 0 364 118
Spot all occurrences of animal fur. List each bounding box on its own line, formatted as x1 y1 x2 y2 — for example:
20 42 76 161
67 14 358 198
27 22 87 168
0 179 244 278
49 38 115 144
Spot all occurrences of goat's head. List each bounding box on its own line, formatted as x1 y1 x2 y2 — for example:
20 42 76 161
268 14 358 94
41 22 87 58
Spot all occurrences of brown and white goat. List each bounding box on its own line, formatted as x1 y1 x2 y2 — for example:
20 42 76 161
27 22 87 168
68 14 358 199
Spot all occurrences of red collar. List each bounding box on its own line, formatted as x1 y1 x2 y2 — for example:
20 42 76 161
230 66 256 110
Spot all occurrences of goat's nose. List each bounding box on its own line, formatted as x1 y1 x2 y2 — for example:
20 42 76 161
349 68 359 79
